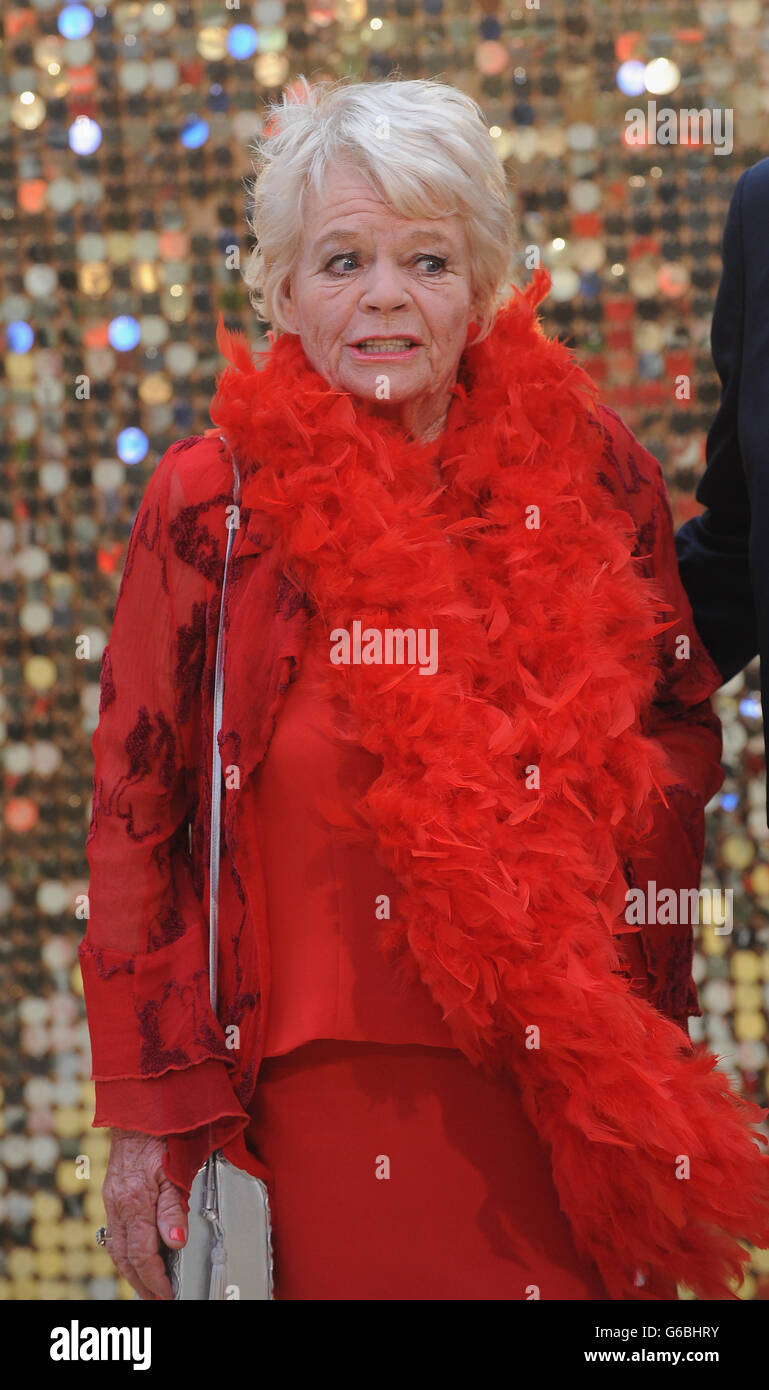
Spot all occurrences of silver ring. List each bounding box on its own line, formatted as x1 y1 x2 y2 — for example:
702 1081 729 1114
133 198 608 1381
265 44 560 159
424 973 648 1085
95 1225 112 1246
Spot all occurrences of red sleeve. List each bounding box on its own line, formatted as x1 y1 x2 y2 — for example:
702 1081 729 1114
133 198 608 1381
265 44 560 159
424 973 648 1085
79 440 247 1136
597 406 726 1030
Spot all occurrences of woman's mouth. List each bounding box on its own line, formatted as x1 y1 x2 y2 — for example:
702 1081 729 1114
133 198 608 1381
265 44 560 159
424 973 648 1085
349 338 421 359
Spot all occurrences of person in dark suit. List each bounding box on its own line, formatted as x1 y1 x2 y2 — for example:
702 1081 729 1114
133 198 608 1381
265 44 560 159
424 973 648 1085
675 157 769 820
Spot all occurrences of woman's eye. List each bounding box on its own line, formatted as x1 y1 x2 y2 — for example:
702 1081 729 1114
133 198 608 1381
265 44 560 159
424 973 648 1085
325 252 447 277
326 254 359 275
416 255 447 273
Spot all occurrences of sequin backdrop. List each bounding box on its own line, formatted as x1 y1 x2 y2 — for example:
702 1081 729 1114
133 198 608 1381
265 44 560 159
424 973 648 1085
1 0 768 1301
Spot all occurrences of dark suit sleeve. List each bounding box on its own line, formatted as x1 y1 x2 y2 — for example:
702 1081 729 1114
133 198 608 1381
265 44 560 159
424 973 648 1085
598 404 725 1031
674 168 759 682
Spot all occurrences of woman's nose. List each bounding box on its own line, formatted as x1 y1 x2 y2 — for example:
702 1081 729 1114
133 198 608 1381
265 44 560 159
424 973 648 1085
358 263 409 313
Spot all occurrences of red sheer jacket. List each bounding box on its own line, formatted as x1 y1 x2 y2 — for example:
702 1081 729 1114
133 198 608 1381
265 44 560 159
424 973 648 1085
80 405 726 1203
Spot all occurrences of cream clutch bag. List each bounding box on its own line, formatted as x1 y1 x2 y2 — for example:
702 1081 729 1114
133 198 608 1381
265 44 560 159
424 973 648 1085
163 1154 273 1300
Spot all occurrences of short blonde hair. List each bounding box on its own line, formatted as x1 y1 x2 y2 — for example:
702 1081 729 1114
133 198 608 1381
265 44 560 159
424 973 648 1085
242 75 518 342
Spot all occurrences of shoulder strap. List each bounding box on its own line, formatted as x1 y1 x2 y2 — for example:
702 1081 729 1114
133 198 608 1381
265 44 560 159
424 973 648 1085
208 436 242 1017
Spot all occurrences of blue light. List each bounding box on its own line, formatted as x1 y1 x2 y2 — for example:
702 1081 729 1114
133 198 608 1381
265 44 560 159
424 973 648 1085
616 61 647 97
638 350 664 380
512 101 535 127
69 115 102 155
58 5 94 39
108 316 141 351
117 428 149 465
720 792 739 812
181 116 209 150
479 16 501 39
208 83 229 114
227 24 259 59
739 697 762 720
7 321 34 353
579 272 601 300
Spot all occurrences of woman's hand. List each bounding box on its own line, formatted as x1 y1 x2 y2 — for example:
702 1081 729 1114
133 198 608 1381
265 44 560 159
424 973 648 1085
102 1128 188 1300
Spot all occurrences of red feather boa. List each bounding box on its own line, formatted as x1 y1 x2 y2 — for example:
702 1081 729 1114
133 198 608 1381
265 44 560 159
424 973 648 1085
210 268 769 1300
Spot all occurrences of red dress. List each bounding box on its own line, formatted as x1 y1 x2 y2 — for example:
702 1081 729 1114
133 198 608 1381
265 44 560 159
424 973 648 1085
243 628 608 1299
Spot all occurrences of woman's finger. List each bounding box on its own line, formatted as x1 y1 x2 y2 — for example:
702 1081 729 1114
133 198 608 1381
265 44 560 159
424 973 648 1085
105 1218 159 1301
125 1217 173 1301
156 1174 188 1252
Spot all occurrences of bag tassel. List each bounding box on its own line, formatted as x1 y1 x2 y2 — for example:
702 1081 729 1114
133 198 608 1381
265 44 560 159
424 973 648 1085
208 1230 227 1300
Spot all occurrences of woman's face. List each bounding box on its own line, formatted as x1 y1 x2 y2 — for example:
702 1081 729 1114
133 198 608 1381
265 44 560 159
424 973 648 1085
276 163 480 437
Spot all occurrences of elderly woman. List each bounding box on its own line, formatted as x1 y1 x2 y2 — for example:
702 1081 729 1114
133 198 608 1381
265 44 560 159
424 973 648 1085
81 76 769 1303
